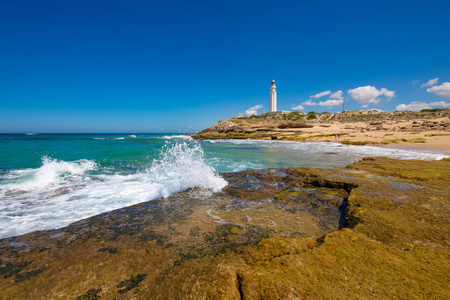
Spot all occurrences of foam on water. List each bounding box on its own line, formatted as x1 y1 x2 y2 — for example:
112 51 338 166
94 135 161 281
208 140 449 161
160 135 193 140
92 137 126 140
1 136 448 239
0 142 227 239
1 157 96 191
206 157 264 173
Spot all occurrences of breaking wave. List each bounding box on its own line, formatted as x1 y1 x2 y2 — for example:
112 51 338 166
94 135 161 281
0 142 227 239
159 135 193 140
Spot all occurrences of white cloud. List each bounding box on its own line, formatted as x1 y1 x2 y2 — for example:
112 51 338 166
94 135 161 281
302 100 317 106
361 104 369 108
395 102 429 112
245 104 263 116
292 104 305 110
380 88 395 99
426 82 450 98
317 99 344 107
300 98 343 108
311 91 331 99
347 85 395 105
311 90 344 100
395 100 450 112
329 90 343 100
430 101 450 107
410 80 419 85
421 77 438 88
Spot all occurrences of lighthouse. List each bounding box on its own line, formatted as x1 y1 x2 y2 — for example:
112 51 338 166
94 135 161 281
270 79 277 112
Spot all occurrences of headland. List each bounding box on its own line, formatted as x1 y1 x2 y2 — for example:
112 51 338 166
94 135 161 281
193 109 450 151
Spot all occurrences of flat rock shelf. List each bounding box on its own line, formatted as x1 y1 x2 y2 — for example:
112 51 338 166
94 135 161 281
0 157 449 299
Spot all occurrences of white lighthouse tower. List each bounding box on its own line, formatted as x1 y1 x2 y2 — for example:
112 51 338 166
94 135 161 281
269 79 277 112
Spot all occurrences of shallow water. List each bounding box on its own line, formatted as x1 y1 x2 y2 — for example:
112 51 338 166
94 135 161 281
0 134 448 239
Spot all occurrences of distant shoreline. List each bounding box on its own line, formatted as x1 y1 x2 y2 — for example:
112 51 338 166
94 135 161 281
193 109 450 151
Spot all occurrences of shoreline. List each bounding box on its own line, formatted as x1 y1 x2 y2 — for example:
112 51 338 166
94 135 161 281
194 128 450 152
374 143 450 155
201 137 450 157
193 109 450 151
300 128 450 151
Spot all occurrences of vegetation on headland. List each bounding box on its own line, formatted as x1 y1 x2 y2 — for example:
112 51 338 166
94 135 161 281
193 109 450 145
0 157 449 299
235 108 449 123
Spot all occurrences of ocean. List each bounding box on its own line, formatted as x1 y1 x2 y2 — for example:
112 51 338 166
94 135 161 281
0 133 448 239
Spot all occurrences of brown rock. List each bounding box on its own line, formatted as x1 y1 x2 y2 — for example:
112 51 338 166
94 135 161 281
278 123 313 129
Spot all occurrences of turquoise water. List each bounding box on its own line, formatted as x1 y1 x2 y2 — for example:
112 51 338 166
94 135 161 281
0 133 167 171
0 133 448 239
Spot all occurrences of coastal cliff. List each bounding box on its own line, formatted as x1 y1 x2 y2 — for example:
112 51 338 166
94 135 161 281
1 157 449 299
193 109 450 148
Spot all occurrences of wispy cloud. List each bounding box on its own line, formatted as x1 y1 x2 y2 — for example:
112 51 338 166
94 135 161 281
421 77 438 88
311 91 331 99
311 90 343 100
245 104 263 116
347 85 395 105
426 82 450 98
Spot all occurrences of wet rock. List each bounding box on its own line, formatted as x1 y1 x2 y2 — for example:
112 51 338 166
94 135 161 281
0 261 31 279
76 288 102 300
1 158 449 299
117 274 147 294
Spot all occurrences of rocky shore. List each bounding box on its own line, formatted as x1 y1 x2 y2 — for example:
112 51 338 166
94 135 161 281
193 109 450 150
1 157 449 299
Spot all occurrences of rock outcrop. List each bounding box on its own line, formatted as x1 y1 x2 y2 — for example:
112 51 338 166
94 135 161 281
1 158 449 299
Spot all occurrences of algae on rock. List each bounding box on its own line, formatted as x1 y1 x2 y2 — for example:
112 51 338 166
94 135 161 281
0 158 449 299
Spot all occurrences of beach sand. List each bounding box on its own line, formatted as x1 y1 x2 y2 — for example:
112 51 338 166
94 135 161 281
278 117 450 151
194 112 450 152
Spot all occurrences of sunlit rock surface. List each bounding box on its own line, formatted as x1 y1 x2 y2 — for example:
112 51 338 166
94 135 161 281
0 158 449 299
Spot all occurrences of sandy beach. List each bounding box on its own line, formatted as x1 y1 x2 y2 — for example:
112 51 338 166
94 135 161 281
194 110 450 152
298 117 450 151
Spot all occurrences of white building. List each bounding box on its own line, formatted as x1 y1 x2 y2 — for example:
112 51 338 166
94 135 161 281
263 79 290 115
270 79 277 112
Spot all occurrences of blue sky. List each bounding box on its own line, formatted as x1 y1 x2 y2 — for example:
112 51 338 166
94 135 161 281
0 0 449 133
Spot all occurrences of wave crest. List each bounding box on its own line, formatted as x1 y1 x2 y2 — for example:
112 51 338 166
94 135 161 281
160 135 193 140
1 157 96 192
149 142 227 197
0 142 226 239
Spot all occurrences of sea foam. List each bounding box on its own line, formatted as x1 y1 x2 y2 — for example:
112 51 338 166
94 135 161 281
159 135 193 140
0 142 227 239
1 157 97 191
208 140 449 161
